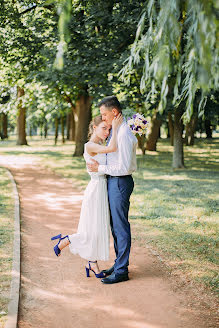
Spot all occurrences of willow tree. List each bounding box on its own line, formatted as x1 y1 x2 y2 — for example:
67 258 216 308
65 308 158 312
121 0 218 168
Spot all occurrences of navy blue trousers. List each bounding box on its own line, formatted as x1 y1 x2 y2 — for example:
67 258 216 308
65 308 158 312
107 175 134 275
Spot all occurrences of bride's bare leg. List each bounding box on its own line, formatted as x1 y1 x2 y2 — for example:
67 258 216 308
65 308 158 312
58 237 70 251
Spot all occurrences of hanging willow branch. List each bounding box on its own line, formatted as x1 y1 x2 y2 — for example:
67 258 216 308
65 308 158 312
54 0 72 71
120 0 218 121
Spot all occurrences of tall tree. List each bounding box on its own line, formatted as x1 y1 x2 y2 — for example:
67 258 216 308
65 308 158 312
0 0 54 144
44 0 146 155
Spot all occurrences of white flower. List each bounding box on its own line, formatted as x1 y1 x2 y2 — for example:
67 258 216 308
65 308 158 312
128 119 134 125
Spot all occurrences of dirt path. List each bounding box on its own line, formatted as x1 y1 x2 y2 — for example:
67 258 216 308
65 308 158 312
1 157 217 328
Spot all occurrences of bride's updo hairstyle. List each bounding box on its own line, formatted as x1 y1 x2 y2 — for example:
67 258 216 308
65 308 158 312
88 115 103 139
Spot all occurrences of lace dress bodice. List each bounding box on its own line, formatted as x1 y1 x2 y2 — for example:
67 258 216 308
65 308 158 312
83 142 106 179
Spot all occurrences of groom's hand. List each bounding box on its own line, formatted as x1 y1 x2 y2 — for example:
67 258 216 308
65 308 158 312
87 159 99 172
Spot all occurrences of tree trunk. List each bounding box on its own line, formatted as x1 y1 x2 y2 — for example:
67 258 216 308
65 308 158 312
137 135 146 155
44 121 48 139
17 87 28 145
168 112 174 146
185 112 198 146
73 89 92 156
172 107 184 168
40 123 43 138
66 111 75 141
146 110 162 151
70 109 76 141
204 119 212 139
166 121 170 138
54 117 59 145
0 113 8 139
62 93 76 141
61 115 65 143
158 126 161 139
66 112 71 140
0 114 2 139
2 113 8 139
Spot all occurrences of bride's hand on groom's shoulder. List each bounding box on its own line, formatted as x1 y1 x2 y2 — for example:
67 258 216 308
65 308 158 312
87 159 99 172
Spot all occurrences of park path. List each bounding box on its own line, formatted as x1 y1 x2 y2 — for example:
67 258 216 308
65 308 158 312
0 156 216 328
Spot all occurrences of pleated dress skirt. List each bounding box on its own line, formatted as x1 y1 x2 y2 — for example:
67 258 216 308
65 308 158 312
69 175 110 261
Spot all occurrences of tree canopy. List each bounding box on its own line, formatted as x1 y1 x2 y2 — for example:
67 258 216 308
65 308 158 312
0 0 218 162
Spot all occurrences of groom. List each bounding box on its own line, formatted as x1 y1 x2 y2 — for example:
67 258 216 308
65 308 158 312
87 96 137 284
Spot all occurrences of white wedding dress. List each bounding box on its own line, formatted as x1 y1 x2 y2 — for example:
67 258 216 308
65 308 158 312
68 142 110 261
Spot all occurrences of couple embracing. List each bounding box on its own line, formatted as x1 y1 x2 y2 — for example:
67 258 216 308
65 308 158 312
51 96 137 284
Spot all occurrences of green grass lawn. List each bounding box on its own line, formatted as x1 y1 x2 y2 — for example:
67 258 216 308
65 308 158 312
0 135 218 294
0 167 14 327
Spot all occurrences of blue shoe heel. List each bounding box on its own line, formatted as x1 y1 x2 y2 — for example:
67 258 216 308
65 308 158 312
85 266 90 277
51 234 70 257
86 261 106 279
54 244 61 256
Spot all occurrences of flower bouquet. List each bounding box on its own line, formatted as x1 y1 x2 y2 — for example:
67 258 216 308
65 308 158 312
127 113 148 136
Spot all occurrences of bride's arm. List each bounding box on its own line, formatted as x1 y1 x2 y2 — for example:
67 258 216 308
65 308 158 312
86 115 123 155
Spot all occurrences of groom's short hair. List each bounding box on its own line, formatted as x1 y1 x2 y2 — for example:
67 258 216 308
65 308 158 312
98 96 122 113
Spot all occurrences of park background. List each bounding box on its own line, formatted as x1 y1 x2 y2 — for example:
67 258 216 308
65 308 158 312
0 0 218 327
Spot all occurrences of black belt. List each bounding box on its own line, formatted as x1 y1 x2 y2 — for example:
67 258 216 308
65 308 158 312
106 175 132 178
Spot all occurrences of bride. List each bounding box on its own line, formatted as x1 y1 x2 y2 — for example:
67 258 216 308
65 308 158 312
51 114 123 278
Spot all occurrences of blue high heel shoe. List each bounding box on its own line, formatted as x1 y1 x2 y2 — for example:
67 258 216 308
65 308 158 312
51 234 70 257
85 261 106 278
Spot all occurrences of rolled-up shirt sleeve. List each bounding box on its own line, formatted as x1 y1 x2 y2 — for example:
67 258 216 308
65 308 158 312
98 132 136 176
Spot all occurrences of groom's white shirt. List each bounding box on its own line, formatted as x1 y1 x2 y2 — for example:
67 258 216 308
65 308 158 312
98 121 137 176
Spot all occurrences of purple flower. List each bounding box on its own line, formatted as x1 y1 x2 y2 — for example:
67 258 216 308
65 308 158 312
143 120 147 124
127 117 131 121
133 114 137 119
